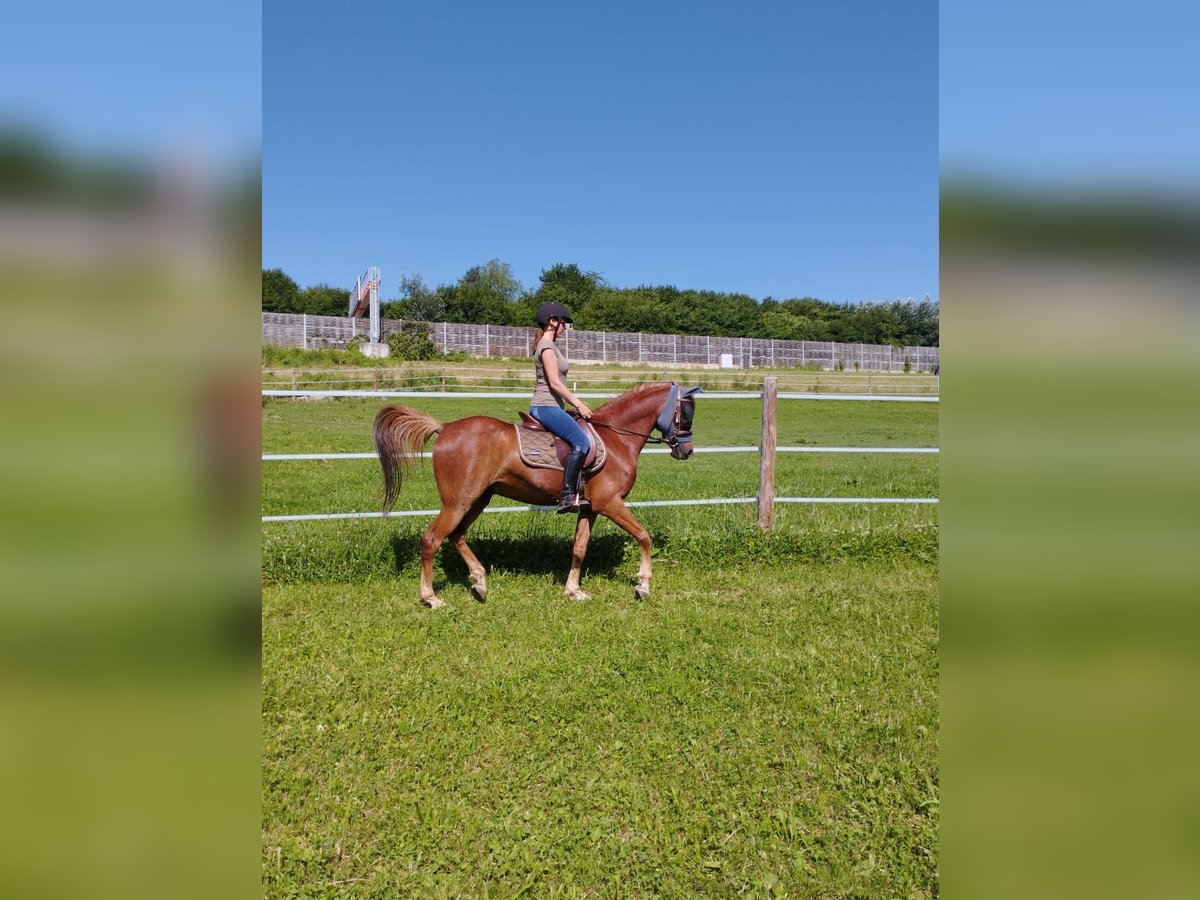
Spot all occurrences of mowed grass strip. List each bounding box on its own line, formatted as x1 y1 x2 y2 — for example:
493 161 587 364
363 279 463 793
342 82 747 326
263 537 938 897
261 352 940 396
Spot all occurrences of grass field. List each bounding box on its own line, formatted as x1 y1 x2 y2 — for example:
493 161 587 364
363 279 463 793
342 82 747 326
263 390 939 897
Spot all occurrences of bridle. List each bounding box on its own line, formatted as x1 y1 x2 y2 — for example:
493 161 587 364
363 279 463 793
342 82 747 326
589 384 698 448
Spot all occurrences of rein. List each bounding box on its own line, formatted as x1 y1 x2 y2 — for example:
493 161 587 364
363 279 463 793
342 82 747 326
589 420 667 443
584 384 693 445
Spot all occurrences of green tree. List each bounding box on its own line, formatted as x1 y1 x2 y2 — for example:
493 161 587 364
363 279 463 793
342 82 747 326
913 296 940 346
262 268 300 313
396 272 445 321
576 287 670 333
386 321 439 360
444 259 523 324
297 283 349 317
535 263 605 309
511 290 540 328
676 290 760 337
762 307 830 341
845 302 897 344
759 309 800 340
775 298 844 341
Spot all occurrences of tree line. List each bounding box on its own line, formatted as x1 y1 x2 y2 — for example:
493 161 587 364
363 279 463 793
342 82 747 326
262 260 938 346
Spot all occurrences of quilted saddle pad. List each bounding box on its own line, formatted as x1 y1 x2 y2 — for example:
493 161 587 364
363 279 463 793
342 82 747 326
515 420 607 474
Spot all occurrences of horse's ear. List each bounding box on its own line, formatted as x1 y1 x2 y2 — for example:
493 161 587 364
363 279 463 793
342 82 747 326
682 386 703 398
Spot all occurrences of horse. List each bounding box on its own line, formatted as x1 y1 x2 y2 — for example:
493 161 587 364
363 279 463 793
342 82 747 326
373 382 701 608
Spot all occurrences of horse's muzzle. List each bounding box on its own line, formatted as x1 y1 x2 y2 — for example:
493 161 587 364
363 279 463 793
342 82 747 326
670 442 694 460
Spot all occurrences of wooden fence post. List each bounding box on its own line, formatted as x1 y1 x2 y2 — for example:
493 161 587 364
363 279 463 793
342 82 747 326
757 376 778 531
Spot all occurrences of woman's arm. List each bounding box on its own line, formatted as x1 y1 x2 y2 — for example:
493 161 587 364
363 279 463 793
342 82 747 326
541 348 592 418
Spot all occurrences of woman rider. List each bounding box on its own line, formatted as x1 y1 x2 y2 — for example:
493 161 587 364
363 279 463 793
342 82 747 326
529 301 593 513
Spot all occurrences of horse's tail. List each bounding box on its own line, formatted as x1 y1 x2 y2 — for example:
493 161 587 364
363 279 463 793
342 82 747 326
373 405 443 514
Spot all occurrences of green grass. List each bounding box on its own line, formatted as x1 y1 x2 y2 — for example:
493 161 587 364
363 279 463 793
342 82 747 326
263 394 939 897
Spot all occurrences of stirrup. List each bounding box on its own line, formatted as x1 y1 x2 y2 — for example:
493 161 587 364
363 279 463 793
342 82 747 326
556 492 580 514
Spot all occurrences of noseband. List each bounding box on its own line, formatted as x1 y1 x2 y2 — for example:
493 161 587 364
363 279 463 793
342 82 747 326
654 384 695 446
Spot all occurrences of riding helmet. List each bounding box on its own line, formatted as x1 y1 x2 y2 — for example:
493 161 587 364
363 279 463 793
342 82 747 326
536 301 573 327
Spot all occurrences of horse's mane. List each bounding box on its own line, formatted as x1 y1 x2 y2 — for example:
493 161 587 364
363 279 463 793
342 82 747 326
593 382 670 417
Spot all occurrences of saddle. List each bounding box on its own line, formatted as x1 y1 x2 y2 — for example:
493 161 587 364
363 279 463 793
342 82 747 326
515 412 607 474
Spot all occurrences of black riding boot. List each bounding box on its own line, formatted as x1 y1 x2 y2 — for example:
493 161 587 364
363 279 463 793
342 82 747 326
557 449 589 513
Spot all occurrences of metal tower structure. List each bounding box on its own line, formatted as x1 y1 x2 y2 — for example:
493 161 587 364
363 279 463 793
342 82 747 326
348 266 382 343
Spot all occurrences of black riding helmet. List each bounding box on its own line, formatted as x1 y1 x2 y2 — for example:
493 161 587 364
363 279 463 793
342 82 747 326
536 301 573 327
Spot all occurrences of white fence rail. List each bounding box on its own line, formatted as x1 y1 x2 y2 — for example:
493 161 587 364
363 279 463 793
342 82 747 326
262 389 937 402
263 447 938 461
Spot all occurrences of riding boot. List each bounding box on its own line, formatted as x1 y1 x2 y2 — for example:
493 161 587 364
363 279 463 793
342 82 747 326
575 467 590 509
557 448 587 513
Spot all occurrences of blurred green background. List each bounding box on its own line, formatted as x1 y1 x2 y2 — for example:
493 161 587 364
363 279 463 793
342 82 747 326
941 183 1200 898
1 0 261 885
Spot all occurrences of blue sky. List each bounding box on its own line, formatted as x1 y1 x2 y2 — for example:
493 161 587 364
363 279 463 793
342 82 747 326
264 1 938 303
940 0 1200 188
1 2 260 170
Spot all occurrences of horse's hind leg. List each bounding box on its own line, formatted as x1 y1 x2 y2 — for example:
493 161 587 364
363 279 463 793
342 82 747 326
449 494 491 602
419 505 475 609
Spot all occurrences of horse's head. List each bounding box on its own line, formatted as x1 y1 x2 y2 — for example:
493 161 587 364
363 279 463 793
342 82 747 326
657 384 702 459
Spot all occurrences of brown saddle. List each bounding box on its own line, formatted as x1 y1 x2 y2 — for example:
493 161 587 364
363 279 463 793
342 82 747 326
515 412 606 474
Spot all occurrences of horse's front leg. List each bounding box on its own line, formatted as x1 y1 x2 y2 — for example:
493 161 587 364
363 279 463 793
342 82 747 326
564 509 597 600
599 500 653 600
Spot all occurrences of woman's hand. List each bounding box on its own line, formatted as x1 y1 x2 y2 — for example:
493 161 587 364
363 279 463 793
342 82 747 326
575 402 592 419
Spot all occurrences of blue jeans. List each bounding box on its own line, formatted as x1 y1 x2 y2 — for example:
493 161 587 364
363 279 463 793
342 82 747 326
529 405 591 453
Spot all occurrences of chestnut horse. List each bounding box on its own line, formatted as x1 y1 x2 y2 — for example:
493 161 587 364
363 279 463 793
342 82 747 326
374 382 701 608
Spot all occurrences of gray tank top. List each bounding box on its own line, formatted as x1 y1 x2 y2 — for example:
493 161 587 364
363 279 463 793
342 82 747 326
531 337 568 407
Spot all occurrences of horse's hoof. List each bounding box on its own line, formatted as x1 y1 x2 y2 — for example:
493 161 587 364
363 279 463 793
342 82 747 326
565 589 590 601
423 596 446 610
634 584 650 600
471 581 487 602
